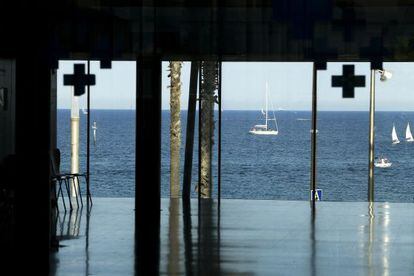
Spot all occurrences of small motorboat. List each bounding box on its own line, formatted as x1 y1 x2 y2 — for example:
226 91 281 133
374 157 392 168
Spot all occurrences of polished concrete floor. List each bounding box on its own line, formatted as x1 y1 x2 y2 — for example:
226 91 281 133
50 198 414 275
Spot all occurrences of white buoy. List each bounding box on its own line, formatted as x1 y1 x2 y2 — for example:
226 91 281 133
70 88 80 201
92 121 97 145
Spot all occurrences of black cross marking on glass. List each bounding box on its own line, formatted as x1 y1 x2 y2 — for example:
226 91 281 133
63 64 96 96
332 65 365 98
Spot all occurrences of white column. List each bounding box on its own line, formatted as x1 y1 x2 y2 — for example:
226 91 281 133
71 87 80 199
265 82 268 130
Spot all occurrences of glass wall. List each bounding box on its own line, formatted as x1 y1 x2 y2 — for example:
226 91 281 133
57 60 136 197
139 61 414 202
220 62 313 200
317 62 370 201
374 62 414 202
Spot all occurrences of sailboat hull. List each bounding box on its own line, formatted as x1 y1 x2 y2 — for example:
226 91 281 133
249 130 278 135
374 162 392 168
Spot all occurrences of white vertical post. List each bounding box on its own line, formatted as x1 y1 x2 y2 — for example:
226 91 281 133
368 69 375 202
265 82 268 130
71 87 80 200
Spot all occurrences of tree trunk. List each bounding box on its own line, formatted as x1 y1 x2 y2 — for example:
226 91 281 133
169 61 182 198
199 61 218 198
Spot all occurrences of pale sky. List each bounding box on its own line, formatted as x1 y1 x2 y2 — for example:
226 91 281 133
57 61 414 111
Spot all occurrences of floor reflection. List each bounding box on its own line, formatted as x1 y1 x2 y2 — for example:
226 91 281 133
183 198 194 275
50 206 91 275
50 198 414 275
367 202 375 276
57 207 84 240
360 202 392 276
310 208 316 276
167 199 180 274
196 199 221 275
163 198 223 275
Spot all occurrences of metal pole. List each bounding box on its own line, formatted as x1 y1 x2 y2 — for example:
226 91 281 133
368 69 375 202
70 87 80 200
198 63 202 204
183 62 199 205
310 63 318 207
87 60 91 205
218 61 222 204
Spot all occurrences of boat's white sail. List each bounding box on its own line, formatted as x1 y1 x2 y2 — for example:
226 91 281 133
392 124 400 144
406 123 414 142
249 82 278 135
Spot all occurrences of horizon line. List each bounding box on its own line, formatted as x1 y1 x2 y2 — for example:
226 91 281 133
57 108 414 112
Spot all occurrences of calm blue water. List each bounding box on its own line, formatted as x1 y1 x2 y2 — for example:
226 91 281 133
58 110 414 202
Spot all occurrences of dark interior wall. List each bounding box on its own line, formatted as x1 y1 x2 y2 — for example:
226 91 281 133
7 3 54 273
13 55 52 274
50 70 57 152
0 60 16 160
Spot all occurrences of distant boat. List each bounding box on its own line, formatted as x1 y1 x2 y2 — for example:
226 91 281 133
249 82 278 135
406 123 414 142
374 156 392 168
82 107 88 115
392 124 400 144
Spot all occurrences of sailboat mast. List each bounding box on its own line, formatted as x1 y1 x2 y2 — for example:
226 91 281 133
265 82 268 130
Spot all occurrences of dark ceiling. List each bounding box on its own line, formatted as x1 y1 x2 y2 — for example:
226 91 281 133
2 0 414 63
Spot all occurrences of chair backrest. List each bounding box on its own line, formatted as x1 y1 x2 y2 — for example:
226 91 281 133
50 148 61 176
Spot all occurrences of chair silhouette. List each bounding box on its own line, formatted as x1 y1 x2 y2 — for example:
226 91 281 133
50 149 73 211
51 148 88 210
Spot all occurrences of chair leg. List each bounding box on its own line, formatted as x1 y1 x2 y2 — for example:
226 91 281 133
73 177 80 208
76 176 84 207
88 192 93 206
84 175 93 206
52 180 59 212
64 178 73 210
58 180 66 211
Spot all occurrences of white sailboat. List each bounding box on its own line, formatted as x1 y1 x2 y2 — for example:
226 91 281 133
406 123 414 142
249 82 279 135
392 123 400 144
82 107 88 115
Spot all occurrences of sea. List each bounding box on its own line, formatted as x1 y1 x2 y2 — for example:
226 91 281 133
57 110 414 202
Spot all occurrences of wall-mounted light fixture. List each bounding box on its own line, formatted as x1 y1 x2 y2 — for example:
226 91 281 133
377 69 392 82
